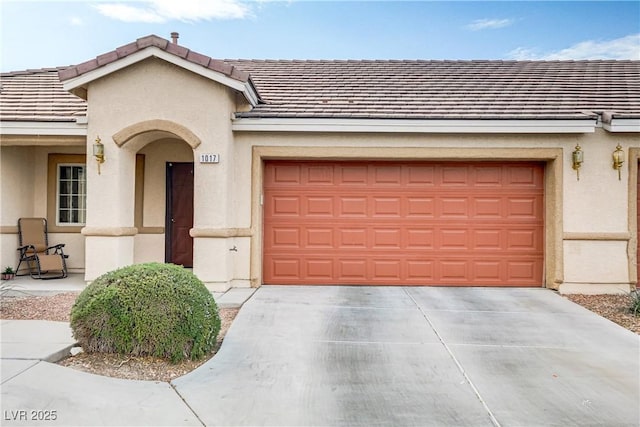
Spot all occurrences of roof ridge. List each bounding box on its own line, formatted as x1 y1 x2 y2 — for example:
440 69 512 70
58 34 250 83
225 59 639 64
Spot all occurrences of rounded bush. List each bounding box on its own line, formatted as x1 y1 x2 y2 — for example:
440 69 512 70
70 263 220 363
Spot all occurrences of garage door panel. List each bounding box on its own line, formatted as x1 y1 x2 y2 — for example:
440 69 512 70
307 165 334 184
340 197 368 216
441 167 469 186
306 259 333 279
338 259 368 280
372 259 402 280
306 228 333 248
472 229 502 250
473 197 503 218
268 259 300 280
507 197 542 218
271 164 302 184
339 228 368 248
474 166 503 186
407 198 435 217
373 165 403 185
407 228 435 249
440 260 469 281
507 165 543 187
439 229 469 249
507 261 540 282
373 197 402 216
306 197 334 216
473 261 502 281
267 227 300 248
339 166 368 184
407 165 436 185
372 228 402 248
440 197 469 218
506 227 544 254
270 196 300 216
407 260 435 281
264 161 544 286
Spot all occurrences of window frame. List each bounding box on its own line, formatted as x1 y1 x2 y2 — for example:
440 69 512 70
55 163 86 227
47 154 86 233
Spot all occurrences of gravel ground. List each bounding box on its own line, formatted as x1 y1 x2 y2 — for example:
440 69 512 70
1 290 638 382
564 293 640 334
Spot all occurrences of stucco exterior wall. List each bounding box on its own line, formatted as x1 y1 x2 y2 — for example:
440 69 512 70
83 58 240 284
0 145 86 273
231 129 638 293
560 131 638 293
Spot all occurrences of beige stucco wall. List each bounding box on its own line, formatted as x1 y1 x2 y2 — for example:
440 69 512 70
83 58 241 286
559 131 638 293
0 145 86 273
231 129 638 293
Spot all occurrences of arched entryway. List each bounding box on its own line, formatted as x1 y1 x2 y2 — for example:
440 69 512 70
114 120 200 268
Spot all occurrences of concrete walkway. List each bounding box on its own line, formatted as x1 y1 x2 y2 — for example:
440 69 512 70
0 273 256 308
2 286 639 426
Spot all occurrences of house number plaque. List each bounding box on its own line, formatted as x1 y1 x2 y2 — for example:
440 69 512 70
199 153 220 164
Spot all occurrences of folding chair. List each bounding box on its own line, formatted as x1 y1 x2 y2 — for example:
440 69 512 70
16 218 68 279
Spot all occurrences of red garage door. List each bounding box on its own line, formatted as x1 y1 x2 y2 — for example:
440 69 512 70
263 161 544 286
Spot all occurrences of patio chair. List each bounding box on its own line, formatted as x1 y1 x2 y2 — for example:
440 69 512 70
16 218 68 279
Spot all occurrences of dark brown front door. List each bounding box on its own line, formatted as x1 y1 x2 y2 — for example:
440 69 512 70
166 162 194 267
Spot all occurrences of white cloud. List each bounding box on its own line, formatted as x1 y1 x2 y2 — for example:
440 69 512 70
95 0 251 23
69 16 85 26
509 34 640 60
466 18 514 31
95 4 165 23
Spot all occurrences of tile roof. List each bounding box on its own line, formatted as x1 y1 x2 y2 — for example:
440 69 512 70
0 67 86 122
57 35 250 83
227 59 640 120
1 34 639 123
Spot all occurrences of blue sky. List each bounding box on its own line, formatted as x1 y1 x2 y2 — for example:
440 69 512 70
1 1 639 72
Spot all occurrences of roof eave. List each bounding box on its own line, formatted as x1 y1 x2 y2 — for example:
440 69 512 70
61 47 259 107
0 120 88 136
231 117 598 134
602 118 640 132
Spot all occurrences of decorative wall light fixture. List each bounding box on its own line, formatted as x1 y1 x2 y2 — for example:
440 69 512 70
572 143 583 181
93 136 105 175
612 143 625 181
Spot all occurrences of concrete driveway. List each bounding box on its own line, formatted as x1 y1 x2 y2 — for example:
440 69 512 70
2 286 638 426
174 286 640 426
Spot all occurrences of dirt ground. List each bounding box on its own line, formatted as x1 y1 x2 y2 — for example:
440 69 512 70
1 290 638 382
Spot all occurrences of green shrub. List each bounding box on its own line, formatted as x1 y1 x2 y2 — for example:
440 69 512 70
70 263 220 363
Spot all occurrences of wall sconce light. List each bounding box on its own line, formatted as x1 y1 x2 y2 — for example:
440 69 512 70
612 143 625 181
93 136 105 175
572 143 583 181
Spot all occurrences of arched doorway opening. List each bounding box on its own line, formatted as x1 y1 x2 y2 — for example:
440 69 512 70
114 120 200 268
